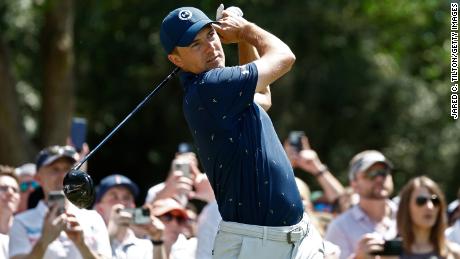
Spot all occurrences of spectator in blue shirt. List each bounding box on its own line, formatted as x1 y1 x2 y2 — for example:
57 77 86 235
159 6 324 259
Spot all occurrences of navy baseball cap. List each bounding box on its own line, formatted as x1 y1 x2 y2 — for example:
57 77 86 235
160 7 214 54
36 145 79 171
95 174 140 203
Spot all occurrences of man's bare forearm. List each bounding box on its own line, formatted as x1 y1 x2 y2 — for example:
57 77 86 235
239 22 295 91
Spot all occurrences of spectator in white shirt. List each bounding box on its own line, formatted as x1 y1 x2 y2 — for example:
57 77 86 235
9 145 112 259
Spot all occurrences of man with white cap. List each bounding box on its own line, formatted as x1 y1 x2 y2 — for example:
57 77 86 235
9 145 112 259
325 150 397 259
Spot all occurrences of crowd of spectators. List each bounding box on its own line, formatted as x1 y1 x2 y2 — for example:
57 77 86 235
1 136 460 259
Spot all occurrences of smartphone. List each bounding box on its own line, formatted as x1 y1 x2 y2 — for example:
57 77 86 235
71 117 87 152
177 142 194 154
371 239 403 256
288 131 305 152
48 191 66 215
174 159 191 178
123 208 151 225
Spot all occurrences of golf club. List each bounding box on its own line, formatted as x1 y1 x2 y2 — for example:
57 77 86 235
63 67 180 208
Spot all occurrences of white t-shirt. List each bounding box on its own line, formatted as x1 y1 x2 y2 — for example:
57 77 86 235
170 234 197 259
9 200 112 259
111 228 153 259
446 219 460 245
0 233 8 259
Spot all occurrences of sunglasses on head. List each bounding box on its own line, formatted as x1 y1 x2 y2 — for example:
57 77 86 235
364 168 391 180
415 195 440 207
19 181 40 192
160 212 188 225
45 145 77 156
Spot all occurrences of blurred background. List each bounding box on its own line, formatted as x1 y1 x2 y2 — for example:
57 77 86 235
1 0 459 204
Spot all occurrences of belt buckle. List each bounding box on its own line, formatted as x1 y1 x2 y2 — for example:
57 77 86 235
287 227 302 244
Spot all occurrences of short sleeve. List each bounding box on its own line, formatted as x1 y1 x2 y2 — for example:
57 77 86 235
87 211 112 258
198 63 258 120
324 220 353 259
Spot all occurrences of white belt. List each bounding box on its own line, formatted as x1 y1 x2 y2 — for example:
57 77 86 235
218 215 310 244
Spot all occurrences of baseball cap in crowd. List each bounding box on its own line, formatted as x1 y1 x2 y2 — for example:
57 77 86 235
160 7 214 54
15 163 36 177
95 174 140 203
348 150 393 181
36 145 79 171
151 198 189 219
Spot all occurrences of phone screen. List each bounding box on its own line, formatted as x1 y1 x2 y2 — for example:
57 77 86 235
71 117 87 152
48 191 66 214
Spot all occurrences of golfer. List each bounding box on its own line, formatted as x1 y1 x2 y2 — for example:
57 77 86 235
160 6 324 259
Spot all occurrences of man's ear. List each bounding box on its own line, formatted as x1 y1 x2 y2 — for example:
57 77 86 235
168 53 183 68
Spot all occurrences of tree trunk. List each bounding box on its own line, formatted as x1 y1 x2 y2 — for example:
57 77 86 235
0 36 34 165
40 0 75 147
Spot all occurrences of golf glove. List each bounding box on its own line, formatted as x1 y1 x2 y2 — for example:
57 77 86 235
216 4 243 20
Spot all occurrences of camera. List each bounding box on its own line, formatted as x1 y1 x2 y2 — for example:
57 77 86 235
48 191 66 215
122 208 151 225
371 238 403 256
288 131 305 152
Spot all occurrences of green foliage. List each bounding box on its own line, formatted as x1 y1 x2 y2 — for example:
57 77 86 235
2 0 459 201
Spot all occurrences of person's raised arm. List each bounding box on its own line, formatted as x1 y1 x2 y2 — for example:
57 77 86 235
213 10 295 92
239 42 272 111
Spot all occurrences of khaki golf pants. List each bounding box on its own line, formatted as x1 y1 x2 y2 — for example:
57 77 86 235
212 214 325 259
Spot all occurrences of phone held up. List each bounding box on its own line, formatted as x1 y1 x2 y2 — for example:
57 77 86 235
48 191 66 215
122 207 151 225
177 142 194 154
371 238 403 256
288 131 305 152
70 117 87 152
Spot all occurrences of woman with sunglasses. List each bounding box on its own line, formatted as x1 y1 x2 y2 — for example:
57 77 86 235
151 198 197 259
395 176 460 258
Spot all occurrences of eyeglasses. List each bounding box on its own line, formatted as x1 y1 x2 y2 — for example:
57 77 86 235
0 185 19 194
415 195 440 207
364 168 391 180
159 212 188 225
19 181 40 192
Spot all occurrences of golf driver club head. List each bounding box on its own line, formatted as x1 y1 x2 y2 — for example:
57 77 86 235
63 169 95 208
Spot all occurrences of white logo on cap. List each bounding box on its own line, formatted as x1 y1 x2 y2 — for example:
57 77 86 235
178 10 193 20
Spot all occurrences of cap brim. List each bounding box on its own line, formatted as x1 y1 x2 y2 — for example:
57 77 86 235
152 199 189 218
41 155 77 168
359 159 392 173
176 19 214 47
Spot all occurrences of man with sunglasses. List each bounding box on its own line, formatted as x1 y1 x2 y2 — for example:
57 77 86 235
325 150 397 259
9 145 112 259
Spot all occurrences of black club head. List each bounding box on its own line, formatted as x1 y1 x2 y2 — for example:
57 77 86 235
63 169 95 209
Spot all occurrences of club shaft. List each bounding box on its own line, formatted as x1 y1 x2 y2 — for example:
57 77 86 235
72 67 180 170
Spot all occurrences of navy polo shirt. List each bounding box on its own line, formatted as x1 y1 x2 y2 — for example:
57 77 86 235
180 63 303 226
